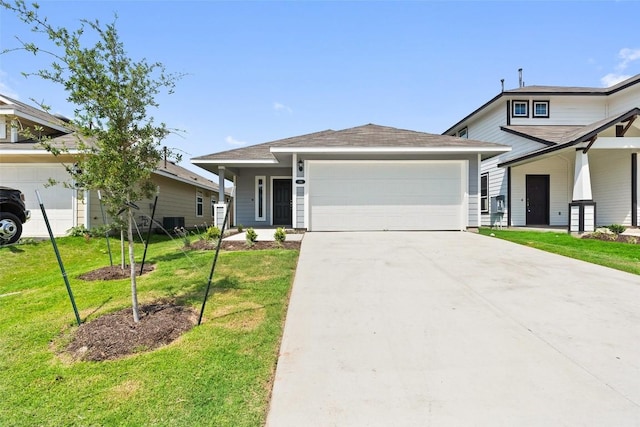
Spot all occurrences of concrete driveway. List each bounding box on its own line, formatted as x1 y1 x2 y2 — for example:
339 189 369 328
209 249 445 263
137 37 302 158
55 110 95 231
266 232 640 426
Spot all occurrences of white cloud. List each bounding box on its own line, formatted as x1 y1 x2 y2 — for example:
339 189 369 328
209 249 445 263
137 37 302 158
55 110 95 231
599 47 640 87
617 48 640 70
0 69 20 99
273 102 293 114
225 136 246 146
600 72 632 87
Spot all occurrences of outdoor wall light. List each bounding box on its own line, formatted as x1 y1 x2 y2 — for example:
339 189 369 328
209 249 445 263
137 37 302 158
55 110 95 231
298 159 304 172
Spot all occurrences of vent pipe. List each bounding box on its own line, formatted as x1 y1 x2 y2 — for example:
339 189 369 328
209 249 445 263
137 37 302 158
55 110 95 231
163 146 167 168
500 78 505 92
518 68 523 88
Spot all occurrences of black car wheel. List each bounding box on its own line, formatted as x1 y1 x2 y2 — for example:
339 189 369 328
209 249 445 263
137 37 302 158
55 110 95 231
0 212 22 244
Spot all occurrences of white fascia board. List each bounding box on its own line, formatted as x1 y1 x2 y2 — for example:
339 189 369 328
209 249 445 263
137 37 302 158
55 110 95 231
152 168 217 192
0 149 82 155
270 146 511 154
0 109 70 133
191 159 278 165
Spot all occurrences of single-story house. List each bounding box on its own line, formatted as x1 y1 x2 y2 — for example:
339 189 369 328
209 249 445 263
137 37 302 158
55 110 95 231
0 94 231 238
443 74 640 232
191 124 510 231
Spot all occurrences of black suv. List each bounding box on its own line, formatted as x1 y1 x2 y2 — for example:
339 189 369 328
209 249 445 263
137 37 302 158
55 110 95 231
0 187 31 244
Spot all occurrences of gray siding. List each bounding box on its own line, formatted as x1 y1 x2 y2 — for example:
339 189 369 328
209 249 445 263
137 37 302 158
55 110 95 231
235 167 291 227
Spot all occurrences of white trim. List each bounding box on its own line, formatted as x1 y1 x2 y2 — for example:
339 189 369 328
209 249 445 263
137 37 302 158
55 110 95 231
477 153 482 226
233 175 237 227
292 154 298 228
255 176 266 221
270 175 293 226
270 146 510 154
152 169 218 192
191 159 278 165
196 190 204 217
0 108 70 133
0 149 82 155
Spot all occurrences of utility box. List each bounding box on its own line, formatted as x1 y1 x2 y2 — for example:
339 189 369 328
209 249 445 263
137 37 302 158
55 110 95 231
491 195 505 213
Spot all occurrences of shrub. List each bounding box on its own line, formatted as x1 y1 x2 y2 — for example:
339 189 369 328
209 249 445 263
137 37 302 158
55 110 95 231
67 224 112 238
174 227 191 247
274 227 286 243
608 224 626 235
205 226 221 241
245 228 257 246
237 224 244 233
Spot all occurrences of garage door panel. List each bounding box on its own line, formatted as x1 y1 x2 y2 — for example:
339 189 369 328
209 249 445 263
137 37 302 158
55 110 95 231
0 164 75 237
309 161 466 231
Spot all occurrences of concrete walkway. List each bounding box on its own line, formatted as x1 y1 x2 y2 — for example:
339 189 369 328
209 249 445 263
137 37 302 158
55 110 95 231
267 232 640 426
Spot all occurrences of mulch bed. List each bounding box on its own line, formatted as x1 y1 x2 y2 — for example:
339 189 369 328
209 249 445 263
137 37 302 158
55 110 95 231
581 233 640 244
66 303 196 361
65 236 300 362
190 240 301 251
78 264 156 281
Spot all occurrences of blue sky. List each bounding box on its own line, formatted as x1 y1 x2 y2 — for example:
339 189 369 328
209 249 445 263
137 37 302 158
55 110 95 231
2 1 640 179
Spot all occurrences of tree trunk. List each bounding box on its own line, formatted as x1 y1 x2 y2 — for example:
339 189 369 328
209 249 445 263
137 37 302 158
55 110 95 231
120 228 125 270
128 210 140 323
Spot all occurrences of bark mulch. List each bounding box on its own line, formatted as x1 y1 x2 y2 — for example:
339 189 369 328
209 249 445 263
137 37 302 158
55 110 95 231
190 240 301 251
581 232 640 244
78 264 156 281
66 303 196 362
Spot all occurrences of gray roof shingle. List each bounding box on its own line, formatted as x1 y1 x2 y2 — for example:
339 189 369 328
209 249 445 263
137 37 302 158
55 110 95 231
193 124 507 162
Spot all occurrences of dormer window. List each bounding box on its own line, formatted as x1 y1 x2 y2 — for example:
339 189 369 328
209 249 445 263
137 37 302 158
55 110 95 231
512 101 529 118
457 127 468 139
533 101 549 118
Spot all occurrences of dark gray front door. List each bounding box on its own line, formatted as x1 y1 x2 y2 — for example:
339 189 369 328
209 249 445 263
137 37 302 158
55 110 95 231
273 179 292 226
526 175 550 225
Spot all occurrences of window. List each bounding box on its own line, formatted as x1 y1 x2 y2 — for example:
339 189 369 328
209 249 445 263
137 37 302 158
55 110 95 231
457 127 468 139
512 100 528 117
533 101 549 118
255 176 266 221
211 196 217 218
480 173 489 213
196 191 203 217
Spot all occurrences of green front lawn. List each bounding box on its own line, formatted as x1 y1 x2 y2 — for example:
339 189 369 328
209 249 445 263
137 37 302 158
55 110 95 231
479 228 640 275
0 235 299 426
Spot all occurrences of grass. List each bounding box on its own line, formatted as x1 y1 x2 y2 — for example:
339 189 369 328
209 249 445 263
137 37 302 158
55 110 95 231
0 234 299 426
479 228 640 275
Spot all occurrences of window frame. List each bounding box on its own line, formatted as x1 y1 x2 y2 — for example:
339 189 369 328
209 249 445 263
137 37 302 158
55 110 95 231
533 100 550 118
211 195 217 218
480 173 489 214
457 127 468 139
512 100 529 118
196 190 204 217
255 176 266 221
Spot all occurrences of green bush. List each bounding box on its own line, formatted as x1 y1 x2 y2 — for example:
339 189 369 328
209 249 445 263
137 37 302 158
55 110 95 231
205 225 221 241
67 224 112 237
608 224 626 235
274 227 286 243
237 224 244 233
245 227 258 246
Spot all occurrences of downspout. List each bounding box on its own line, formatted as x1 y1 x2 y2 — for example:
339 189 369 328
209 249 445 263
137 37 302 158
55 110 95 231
632 153 638 227
507 167 512 227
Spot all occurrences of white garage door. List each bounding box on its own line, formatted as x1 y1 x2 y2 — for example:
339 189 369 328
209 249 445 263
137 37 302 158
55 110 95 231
0 163 76 237
308 160 466 231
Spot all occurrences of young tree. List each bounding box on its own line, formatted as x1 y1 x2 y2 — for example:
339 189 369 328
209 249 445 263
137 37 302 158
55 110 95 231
1 0 182 322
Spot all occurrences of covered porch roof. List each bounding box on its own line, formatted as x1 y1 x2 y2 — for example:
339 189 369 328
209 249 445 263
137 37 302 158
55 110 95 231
498 108 640 168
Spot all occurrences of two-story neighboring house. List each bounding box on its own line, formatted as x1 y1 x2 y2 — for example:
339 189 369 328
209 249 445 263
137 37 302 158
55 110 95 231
443 74 640 232
0 94 231 238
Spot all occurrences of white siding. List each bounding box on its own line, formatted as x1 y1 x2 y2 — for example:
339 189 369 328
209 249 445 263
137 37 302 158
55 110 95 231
607 84 640 116
590 150 633 226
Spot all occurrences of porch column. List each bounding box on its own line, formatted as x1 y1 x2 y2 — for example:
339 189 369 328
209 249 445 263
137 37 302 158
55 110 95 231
215 166 228 230
218 166 226 203
572 150 592 200
569 150 596 233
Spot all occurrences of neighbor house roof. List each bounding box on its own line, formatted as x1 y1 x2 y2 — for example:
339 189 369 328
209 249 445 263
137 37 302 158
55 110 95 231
498 107 640 167
0 94 70 134
442 74 640 135
192 124 510 166
155 159 231 195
